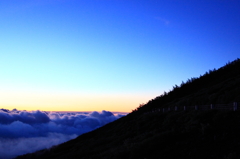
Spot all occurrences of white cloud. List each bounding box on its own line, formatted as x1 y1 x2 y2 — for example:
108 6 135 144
0 109 126 158
155 17 170 25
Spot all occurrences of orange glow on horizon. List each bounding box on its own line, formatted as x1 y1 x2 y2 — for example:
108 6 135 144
0 89 155 112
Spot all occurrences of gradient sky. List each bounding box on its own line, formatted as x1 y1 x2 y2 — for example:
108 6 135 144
0 0 239 112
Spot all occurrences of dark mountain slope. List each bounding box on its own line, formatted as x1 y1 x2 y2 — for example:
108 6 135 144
16 59 240 159
16 110 240 159
135 58 240 113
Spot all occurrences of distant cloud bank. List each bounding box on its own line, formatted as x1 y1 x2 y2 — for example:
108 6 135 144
0 109 126 159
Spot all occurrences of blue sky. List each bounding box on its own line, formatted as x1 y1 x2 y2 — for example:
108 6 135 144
0 0 239 112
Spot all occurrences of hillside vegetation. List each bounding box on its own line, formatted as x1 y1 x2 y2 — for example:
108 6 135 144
134 58 240 114
16 59 240 159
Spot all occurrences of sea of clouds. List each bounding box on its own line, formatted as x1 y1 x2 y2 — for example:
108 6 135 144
0 109 126 159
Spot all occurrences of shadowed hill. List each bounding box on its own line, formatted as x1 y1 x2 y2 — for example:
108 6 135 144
134 58 240 114
16 58 240 159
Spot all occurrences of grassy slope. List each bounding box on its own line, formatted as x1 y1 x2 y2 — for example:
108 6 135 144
17 110 240 159
16 59 240 159
135 59 240 113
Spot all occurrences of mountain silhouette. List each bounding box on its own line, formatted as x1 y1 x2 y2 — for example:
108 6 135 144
16 58 240 159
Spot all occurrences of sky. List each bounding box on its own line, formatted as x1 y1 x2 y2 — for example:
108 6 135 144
0 0 240 112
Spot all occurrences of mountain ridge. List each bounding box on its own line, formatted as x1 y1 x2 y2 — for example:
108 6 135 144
16 58 240 159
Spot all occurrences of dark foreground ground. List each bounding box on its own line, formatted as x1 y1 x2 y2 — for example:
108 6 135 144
16 110 240 159
16 59 240 159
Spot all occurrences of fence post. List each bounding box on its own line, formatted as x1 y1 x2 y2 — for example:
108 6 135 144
175 106 178 111
210 104 212 109
233 102 238 111
195 105 198 110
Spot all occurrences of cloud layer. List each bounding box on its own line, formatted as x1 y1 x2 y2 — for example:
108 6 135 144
0 109 126 159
